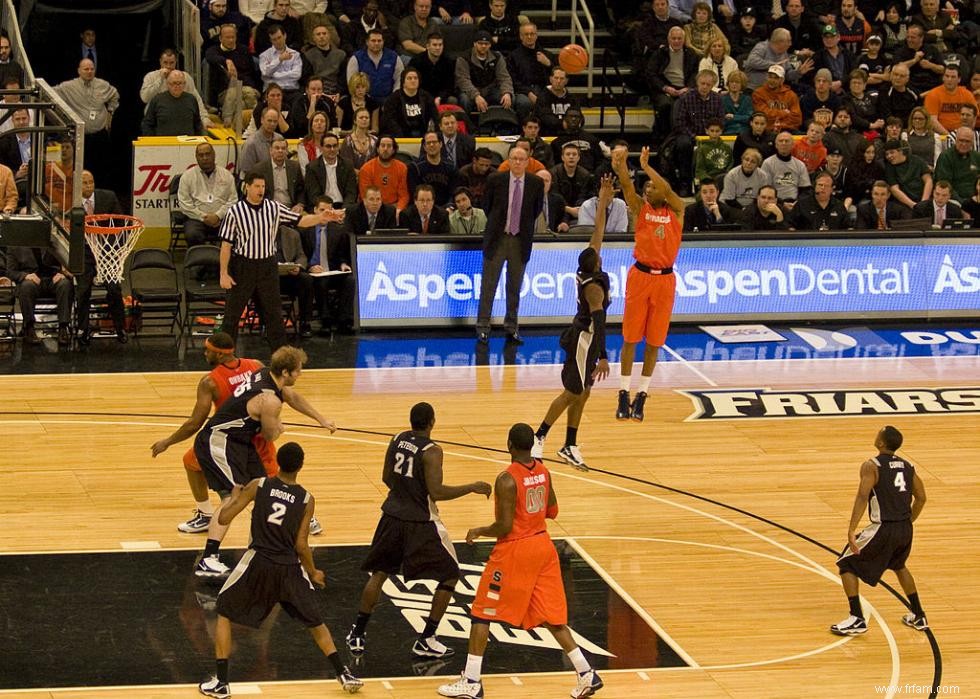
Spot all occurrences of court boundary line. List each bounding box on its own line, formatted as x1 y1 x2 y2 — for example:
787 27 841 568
661 343 719 386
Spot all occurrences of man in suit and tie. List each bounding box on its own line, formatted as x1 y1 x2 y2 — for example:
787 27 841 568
276 225 316 337
535 168 568 233
257 139 305 212
855 180 913 230
75 170 128 345
0 108 32 207
476 144 544 344
399 183 450 235
304 131 359 210
346 185 397 236
437 111 475 172
301 195 356 334
683 180 739 232
912 180 963 228
5 245 73 347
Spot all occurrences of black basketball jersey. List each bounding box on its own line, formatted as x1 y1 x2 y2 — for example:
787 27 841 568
571 269 610 331
203 368 283 445
250 476 311 564
381 430 438 523
869 453 914 523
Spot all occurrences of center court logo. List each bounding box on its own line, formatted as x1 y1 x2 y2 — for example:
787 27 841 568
681 387 980 419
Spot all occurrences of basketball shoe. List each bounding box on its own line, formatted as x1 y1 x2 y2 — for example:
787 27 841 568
346 625 366 654
412 635 455 658
178 510 212 533
630 392 647 422
338 667 363 693
558 444 588 471
531 435 545 459
309 516 322 535
830 615 868 635
195 554 230 578
902 613 929 630
616 390 631 420
437 673 484 698
198 676 230 698
572 669 604 698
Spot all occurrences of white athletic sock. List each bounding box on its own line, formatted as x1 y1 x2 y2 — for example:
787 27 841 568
619 374 631 392
464 653 483 682
567 647 590 674
196 499 214 515
637 375 652 394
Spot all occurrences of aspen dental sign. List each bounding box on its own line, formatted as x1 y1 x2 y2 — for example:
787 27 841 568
355 240 980 326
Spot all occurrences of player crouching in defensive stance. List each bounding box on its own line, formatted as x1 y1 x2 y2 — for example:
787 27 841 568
438 424 603 699
831 426 929 636
198 443 362 698
531 174 614 471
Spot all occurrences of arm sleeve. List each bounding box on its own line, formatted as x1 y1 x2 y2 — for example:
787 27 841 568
592 307 608 360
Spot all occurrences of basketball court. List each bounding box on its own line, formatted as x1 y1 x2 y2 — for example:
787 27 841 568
0 323 976 699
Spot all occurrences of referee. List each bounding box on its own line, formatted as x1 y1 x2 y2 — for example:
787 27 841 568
219 171 344 348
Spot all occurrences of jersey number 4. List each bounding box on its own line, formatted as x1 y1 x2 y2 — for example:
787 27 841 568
893 471 907 492
267 502 287 526
394 452 415 478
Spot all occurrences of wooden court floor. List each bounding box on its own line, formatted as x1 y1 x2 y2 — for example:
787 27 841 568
1 354 977 699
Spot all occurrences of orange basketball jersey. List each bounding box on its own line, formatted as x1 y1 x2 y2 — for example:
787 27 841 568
500 459 551 543
209 358 263 409
634 201 682 269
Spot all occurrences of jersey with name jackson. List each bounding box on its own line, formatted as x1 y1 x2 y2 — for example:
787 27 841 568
869 453 914 523
204 368 283 445
381 430 439 522
572 269 610 332
251 476 311 564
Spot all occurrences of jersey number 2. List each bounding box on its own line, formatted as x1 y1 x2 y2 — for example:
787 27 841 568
267 502 287 526
394 452 415 478
893 471 907 492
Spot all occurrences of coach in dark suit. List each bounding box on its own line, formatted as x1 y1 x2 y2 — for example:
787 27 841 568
398 184 451 235
5 245 73 346
437 111 475 171
345 185 398 236
301 194 356 333
256 140 305 210
303 132 359 210
855 182 912 230
476 146 544 344
76 170 127 344
912 182 963 227
276 225 315 336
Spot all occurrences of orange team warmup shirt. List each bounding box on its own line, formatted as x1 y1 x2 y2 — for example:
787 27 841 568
183 358 279 476
470 459 569 629
622 200 683 345
358 157 410 211
791 139 827 173
923 85 978 133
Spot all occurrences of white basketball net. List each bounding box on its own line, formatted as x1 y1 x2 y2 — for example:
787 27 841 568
84 218 144 285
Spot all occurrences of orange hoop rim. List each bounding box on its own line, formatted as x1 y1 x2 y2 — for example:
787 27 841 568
84 213 145 235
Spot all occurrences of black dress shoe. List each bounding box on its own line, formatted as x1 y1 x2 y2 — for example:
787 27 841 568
77 330 92 346
505 331 523 345
116 330 129 344
57 327 71 346
23 328 41 345
476 330 489 344
300 323 313 338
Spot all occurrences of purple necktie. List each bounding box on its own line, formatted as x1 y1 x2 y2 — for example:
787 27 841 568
508 178 522 235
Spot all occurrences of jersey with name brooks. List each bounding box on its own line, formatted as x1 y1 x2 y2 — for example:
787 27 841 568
381 430 438 522
870 453 914 523
251 476 311 564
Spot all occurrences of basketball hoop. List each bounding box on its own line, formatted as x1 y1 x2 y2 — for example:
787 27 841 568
84 214 145 285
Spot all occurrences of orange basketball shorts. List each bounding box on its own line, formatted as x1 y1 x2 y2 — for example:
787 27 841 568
470 533 568 629
183 436 279 477
622 265 676 346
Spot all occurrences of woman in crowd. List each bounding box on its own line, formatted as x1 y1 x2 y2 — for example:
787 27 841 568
298 110 330 174
906 107 941 167
244 82 290 138
841 69 884 134
845 141 886 207
380 67 437 138
339 107 379 172
337 72 380 132
722 70 754 135
700 38 739 93
684 2 730 57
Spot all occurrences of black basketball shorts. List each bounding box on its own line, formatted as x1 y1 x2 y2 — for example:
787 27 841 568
560 325 599 396
216 549 323 628
194 429 265 496
836 520 913 586
361 513 460 583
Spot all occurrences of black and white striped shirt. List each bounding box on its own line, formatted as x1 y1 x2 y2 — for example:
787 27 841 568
219 199 302 259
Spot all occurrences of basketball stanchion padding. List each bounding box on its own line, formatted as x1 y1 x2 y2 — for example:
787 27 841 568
84 214 145 285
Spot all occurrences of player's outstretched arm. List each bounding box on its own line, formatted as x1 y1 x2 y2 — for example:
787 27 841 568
281 386 336 433
587 173 614 254
465 471 516 543
846 459 878 553
295 496 325 586
257 394 286 442
150 376 215 456
584 283 609 382
612 147 641 217
218 478 261 525
639 146 685 219
424 444 492 501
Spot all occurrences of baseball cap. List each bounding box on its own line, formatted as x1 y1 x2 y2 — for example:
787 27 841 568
822 24 838 36
474 30 492 43
740 6 756 16
768 64 785 78
866 34 883 43
884 139 904 151
826 146 843 156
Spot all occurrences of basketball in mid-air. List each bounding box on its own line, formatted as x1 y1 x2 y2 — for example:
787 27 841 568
558 44 589 74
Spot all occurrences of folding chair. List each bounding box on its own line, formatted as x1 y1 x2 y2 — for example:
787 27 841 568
128 247 182 346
